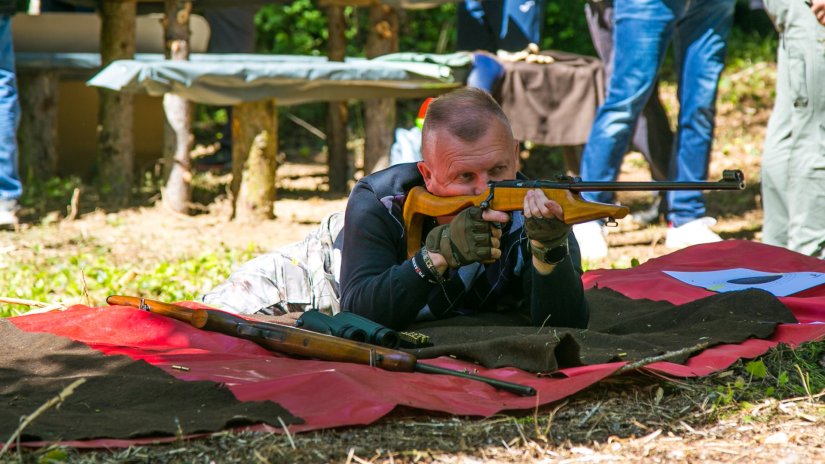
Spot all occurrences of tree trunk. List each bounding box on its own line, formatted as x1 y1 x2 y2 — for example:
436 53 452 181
97 0 136 204
364 4 399 175
18 71 58 182
231 101 278 222
325 5 349 194
161 0 193 214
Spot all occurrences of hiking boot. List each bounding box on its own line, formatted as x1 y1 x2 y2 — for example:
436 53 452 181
665 217 722 250
0 199 19 230
572 221 608 261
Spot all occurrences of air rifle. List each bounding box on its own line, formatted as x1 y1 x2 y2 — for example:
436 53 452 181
402 170 746 258
106 295 536 396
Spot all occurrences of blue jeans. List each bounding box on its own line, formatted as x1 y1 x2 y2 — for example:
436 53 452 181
579 0 734 227
0 15 22 202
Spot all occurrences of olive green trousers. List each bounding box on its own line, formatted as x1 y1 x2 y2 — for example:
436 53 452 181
761 0 825 258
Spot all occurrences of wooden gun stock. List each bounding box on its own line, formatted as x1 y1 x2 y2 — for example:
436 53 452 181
402 186 628 258
106 295 536 396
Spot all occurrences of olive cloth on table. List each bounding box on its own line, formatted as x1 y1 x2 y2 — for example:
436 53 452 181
495 49 605 147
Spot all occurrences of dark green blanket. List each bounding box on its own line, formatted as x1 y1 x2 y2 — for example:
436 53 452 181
0 320 302 442
407 288 796 373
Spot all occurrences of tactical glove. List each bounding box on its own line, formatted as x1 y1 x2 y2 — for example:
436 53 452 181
425 207 494 268
524 216 570 257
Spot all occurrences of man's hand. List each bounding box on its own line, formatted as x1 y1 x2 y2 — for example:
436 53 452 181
813 0 825 26
425 206 507 268
523 189 571 269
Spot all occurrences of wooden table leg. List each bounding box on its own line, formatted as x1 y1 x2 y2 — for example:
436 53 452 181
98 0 136 204
231 100 278 221
161 0 193 214
326 4 350 194
363 3 399 175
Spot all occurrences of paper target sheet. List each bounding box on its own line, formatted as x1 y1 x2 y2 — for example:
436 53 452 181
663 268 825 297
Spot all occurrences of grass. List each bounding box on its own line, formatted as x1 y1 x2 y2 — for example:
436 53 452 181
0 243 260 318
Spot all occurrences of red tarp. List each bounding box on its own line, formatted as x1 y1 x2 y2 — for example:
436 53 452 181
9 240 825 440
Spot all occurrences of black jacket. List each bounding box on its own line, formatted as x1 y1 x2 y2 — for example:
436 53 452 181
0 0 15 16
339 163 589 330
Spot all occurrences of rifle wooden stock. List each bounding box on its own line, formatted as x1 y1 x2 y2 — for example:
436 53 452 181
402 170 746 258
402 186 628 259
106 295 536 396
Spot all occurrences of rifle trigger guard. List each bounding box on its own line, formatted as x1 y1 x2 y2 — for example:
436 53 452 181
480 182 496 210
604 217 618 227
138 298 150 311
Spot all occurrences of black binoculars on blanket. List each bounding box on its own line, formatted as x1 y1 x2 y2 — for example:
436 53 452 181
295 311 402 349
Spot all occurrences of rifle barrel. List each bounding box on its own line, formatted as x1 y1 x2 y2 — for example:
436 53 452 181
502 169 746 192
415 362 536 396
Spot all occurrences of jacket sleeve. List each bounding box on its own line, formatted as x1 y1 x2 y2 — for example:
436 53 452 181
338 184 435 330
523 233 590 329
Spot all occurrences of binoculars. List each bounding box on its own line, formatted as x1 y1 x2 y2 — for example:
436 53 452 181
295 311 401 349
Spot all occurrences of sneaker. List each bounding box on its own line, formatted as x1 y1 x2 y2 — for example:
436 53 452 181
572 221 608 261
665 217 722 250
0 199 18 230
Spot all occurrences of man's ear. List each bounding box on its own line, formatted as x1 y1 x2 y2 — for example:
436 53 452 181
512 140 521 173
417 161 433 190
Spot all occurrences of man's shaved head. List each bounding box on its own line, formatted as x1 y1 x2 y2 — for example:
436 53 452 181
421 88 514 162
416 88 519 198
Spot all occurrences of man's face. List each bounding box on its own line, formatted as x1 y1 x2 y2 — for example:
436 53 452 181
417 118 518 197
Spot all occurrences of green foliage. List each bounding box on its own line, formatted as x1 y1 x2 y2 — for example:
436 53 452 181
0 245 260 318
253 1 596 57
745 359 768 379
716 30 777 109
256 0 362 56
37 448 69 464
400 5 459 54
725 27 778 71
20 176 83 209
706 342 825 413
541 2 596 56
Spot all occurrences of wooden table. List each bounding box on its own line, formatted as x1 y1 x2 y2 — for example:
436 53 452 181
88 52 468 219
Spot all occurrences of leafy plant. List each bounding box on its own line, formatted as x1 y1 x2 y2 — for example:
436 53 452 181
705 342 825 415
0 245 260 318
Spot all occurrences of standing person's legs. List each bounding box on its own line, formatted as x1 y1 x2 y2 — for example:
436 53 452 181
0 16 22 217
634 84 673 182
579 0 677 204
585 0 673 182
783 0 825 257
760 9 793 248
575 0 678 260
666 0 734 227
